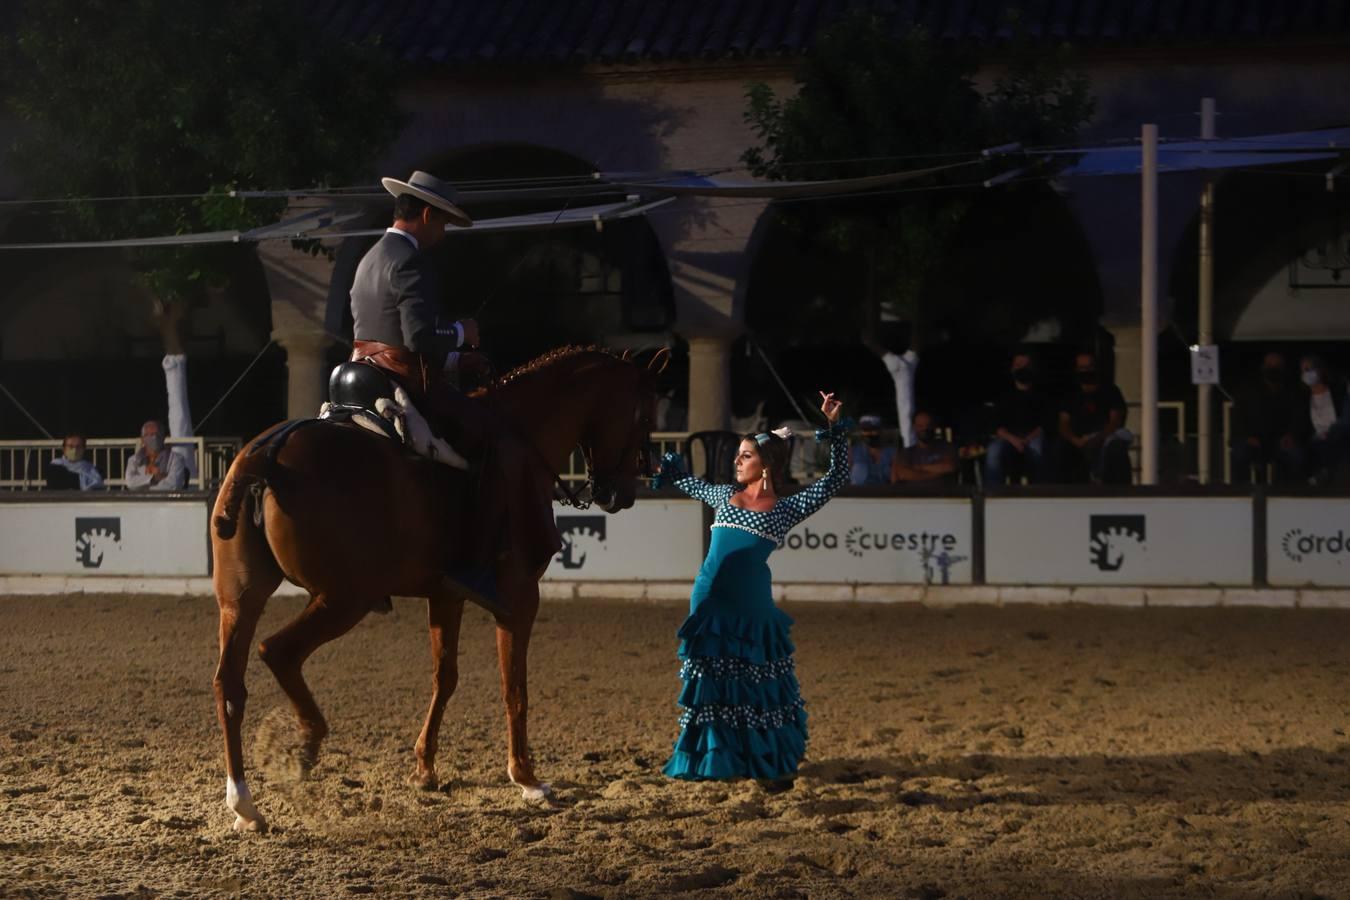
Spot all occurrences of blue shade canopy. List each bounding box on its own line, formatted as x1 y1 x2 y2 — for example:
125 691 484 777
609 162 971 197
1049 128 1350 177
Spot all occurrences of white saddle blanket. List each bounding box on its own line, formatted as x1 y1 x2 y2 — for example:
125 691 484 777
318 385 468 470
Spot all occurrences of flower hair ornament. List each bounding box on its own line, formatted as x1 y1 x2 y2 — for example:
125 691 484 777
754 426 795 446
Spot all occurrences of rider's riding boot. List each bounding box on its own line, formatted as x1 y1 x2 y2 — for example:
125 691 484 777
443 461 511 620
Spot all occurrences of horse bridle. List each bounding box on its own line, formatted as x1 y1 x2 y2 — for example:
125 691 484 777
555 398 655 510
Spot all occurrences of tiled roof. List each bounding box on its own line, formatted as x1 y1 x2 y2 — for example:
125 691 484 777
302 1 1350 67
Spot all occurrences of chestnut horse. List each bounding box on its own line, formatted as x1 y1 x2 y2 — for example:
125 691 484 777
209 347 661 832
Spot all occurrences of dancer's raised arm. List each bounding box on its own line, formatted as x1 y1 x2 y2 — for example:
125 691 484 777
781 391 850 526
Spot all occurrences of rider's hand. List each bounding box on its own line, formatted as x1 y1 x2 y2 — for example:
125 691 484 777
458 318 480 348
819 391 842 424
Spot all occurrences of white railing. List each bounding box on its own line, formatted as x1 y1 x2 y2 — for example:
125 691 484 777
0 437 241 491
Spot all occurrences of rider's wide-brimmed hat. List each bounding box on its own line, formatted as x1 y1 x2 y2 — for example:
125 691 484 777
380 170 473 228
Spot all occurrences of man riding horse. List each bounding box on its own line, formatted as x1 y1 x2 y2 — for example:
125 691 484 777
348 170 532 619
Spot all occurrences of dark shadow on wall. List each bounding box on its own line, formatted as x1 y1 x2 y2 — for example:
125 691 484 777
739 183 1103 428
0 233 279 440
0 348 287 441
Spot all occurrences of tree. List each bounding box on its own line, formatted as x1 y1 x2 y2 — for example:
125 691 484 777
742 11 1095 350
2 0 401 352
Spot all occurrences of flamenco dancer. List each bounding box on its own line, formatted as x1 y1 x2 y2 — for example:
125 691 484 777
658 391 849 791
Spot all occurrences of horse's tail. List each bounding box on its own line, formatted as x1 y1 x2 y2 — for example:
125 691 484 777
212 419 304 540
212 466 268 541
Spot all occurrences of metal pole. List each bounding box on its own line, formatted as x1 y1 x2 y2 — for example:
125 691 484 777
1198 98 1217 484
1141 123 1159 485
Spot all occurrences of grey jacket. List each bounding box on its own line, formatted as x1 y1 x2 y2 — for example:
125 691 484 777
350 231 462 367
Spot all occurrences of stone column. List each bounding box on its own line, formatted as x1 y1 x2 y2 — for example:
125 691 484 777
649 197 770 438
258 226 340 421
686 335 733 433
273 329 332 420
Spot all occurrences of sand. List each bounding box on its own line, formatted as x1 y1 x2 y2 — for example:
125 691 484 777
2 593 1349 898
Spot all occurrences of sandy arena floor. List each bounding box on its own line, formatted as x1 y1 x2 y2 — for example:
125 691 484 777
2 593 1350 898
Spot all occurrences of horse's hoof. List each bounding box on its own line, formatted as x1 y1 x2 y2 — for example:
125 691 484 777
519 782 551 801
409 771 438 792
232 814 267 833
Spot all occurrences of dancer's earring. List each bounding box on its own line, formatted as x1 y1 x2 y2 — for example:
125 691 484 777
761 471 770 491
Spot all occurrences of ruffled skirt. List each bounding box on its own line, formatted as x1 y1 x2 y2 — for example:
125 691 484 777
663 607 808 781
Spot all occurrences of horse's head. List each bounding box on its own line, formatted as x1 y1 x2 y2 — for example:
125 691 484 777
578 348 667 513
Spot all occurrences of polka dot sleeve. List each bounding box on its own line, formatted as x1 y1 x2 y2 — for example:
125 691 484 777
674 475 735 508
778 428 849 528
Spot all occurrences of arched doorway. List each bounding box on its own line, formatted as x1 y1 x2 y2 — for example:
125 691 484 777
741 183 1102 435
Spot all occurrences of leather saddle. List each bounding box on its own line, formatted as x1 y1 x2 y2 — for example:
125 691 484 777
320 362 402 442
320 361 470 470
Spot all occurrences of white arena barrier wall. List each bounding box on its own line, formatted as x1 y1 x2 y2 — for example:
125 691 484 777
547 500 704 581
1267 497 1350 587
3 492 1350 604
984 496 1253 586
0 495 209 577
769 498 973 585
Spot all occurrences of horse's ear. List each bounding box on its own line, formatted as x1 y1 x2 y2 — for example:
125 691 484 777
647 347 671 375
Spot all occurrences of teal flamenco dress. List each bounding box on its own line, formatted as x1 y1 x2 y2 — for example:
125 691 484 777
659 423 850 781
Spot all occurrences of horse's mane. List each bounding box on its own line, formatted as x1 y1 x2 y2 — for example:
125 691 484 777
491 345 626 389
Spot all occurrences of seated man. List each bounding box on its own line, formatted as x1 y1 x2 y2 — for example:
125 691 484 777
985 352 1051 484
891 411 958 485
125 420 187 491
348 170 555 618
47 433 105 490
1058 352 1132 485
1230 352 1304 484
849 414 896 486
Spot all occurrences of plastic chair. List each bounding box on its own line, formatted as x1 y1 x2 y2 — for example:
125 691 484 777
682 430 742 484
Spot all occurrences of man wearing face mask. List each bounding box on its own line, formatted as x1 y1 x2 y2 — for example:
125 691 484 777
125 420 188 491
1299 354 1348 485
1231 352 1305 484
849 414 896 486
891 411 958 484
1058 352 1132 484
46 433 104 491
985 352 1051 485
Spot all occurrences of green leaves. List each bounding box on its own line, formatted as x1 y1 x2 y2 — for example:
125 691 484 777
2 0 400 308
740 11 1094 346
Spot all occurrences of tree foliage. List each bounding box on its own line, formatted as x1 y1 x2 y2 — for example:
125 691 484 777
2 0 402 347
742 11 1095 347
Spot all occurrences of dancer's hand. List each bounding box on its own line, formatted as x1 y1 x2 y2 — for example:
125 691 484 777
819 391 842 424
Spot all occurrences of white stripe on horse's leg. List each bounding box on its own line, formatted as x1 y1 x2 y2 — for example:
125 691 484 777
509 768 552 800
225 777 266 832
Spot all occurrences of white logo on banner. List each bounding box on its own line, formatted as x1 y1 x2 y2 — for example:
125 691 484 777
1280 527 1350 564
556 515 606 570
75 517 122 569
1088 515 1147 572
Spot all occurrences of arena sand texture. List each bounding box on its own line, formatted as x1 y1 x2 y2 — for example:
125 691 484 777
2 594 1349 898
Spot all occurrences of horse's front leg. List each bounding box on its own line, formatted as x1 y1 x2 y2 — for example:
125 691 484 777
412 591 465 790
496 573 547 799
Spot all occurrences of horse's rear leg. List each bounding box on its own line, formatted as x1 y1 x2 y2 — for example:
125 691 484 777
496 574 548 799
257 593 369 769
412 590 466 790
213 546 282 832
